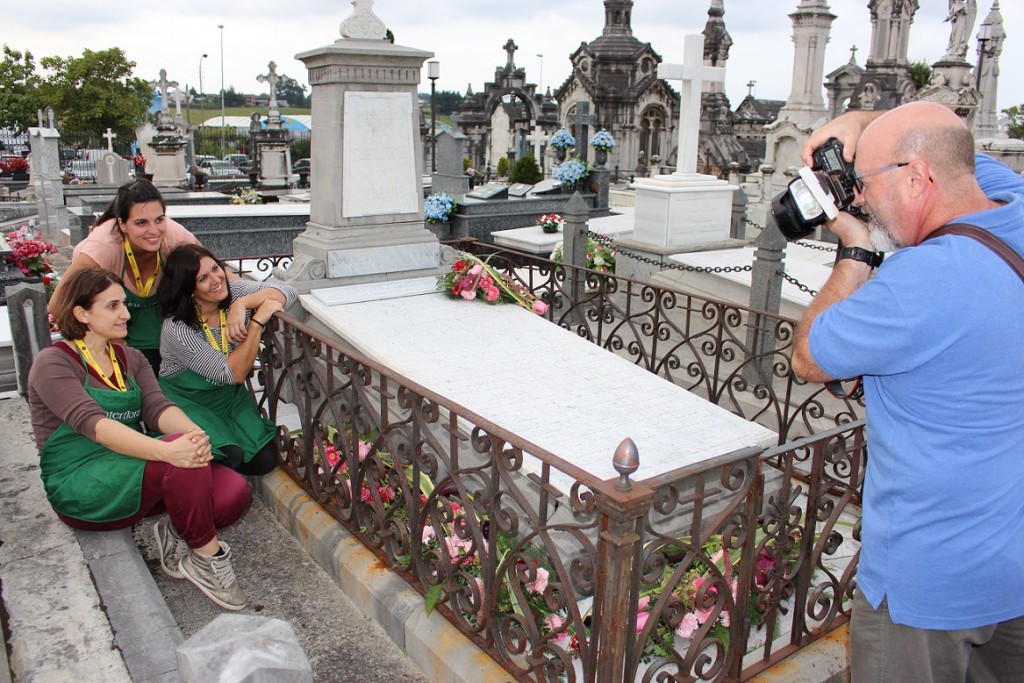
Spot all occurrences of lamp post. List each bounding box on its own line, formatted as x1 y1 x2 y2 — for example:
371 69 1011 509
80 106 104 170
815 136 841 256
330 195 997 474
536 53 543 93
428 60 440 173
218 24 225 158
976 21 993 90
198 53 207 126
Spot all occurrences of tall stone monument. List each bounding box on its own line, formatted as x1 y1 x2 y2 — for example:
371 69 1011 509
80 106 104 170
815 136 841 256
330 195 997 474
27 108 71 245
973 1 1005 139
916 0 981 125
147 69 188 187
623 34 738 267
253 61 294 190
848 0 920 111
279 0 438 288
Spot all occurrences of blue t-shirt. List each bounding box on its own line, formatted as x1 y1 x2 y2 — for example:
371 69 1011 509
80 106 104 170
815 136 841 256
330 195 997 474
809 153 1024 630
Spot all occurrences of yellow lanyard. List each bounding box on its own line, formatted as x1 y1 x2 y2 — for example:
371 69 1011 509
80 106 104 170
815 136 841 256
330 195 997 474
199 308 229 355
73 340 127 392
123 239 160 296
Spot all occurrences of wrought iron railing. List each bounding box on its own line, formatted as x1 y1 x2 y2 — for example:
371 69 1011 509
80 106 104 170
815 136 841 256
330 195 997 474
249 242 865 681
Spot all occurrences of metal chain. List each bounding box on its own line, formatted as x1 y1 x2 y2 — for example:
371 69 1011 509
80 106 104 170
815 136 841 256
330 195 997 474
782 272 818 297
794 239 838 253
743 217 764 232
586 230 754 275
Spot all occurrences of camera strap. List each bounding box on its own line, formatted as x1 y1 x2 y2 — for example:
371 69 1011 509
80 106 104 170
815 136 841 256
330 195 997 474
825 223 1024 402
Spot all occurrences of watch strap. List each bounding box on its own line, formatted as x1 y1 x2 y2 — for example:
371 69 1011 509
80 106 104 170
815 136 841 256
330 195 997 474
837 246 884 268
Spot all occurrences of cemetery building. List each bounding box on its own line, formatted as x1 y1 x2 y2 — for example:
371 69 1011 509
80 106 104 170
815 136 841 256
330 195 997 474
845 0 920 111
732 93 785 169
696 0 751 175
452 40 559 173
553 0 679 175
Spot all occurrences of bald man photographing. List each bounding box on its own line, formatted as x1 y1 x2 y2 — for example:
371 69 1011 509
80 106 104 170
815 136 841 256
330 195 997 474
793 101 1024 681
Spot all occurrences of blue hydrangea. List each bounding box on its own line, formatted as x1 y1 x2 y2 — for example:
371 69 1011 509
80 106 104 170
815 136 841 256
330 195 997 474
553 159 588 184
590 129 616 151
549 128 576 150
424 192 456 223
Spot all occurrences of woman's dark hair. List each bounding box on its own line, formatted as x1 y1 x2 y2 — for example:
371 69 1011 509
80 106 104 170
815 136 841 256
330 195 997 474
49 268 123 340
92 178 167 234
157 244 233 327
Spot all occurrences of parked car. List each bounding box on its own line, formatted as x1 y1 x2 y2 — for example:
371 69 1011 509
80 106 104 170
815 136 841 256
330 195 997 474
66 160 97 182
200 159 242 178
194 154 218 167
224 154 249 167
292 158 310 174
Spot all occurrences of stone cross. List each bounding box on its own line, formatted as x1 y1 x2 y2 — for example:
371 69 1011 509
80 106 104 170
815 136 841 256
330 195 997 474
746 80 756 97
102 128 117 152
565 101 599 163
170 89 185 119
47 108 55 129
149 69 179 114
849 45 858 63
257 61 280 108
658 34 725 175
503 38 518 70
525 126 547 170
37 109 44 128
339 0 386 40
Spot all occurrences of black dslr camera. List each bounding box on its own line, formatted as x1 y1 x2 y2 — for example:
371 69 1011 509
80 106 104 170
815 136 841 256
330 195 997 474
770 138 866 241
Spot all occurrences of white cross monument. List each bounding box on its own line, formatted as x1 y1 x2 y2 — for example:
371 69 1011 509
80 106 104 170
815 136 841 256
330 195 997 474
102 128 117 153
629 34 738 250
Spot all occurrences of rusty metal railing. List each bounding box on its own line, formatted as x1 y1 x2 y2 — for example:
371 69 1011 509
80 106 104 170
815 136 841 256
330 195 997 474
251 289 863 681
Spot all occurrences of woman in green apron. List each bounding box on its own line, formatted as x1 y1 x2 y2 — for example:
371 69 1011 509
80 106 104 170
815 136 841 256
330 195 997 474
52 179 237 375
157 244 297 475
28 268 252 611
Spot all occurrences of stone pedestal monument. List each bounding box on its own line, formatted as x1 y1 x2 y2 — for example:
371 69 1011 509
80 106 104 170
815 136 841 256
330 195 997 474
280 0 438 288
916 1 981 125
148 69 188 188
253 61 294 190
27 108 71 246
625 34 737 263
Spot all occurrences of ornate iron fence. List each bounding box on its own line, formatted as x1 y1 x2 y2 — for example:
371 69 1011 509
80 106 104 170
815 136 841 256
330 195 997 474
251 247 865 681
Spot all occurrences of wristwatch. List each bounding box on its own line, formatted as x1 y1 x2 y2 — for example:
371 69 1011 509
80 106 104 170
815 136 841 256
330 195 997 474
836 246 884 269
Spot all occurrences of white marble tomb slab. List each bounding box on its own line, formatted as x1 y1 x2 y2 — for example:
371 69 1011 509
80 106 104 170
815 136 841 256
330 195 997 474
492 212 634 256
327 243 439 278
301 289 777 491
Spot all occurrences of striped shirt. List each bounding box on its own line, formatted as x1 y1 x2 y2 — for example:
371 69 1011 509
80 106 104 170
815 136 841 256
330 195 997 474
159 279 297 384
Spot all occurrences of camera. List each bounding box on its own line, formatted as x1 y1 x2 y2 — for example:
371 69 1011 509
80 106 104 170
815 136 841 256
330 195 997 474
770 138 866 241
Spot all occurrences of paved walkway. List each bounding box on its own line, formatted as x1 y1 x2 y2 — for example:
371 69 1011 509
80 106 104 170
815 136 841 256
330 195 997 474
0 395 429 682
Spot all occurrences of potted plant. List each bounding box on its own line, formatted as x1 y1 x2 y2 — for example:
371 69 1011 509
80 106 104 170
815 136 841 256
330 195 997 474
3 156 29 180
536 213 564 234
553 158 589 193
549 128 576 162
589 129 615 168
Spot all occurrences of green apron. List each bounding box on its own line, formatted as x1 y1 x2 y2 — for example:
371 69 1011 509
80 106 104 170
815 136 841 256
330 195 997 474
40 361 146 523
159 369 275 464
124 286 163 351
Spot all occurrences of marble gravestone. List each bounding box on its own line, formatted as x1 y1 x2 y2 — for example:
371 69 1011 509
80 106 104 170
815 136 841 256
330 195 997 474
28 111 71 245
431 130 470 201
97 152 130 186
466 183 509 200
629 34 738 250
280 3 439 290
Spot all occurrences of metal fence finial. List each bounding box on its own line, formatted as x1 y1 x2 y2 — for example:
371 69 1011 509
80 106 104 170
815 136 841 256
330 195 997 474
613 437 639 491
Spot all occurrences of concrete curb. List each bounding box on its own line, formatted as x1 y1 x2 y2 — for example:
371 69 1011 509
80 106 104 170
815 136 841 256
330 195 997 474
253 468 513 683
750 625 850 683
75 528 183 683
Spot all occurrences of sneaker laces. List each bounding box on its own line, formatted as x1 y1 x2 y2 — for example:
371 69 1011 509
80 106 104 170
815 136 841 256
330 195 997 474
209 550 239 589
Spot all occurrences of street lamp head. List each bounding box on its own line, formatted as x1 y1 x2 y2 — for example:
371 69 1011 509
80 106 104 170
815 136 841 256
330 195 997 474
427 60 440 81
202 53 208 59
978 21 993 42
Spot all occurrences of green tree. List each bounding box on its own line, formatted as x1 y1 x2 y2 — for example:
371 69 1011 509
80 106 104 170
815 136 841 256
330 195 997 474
908 59 933 91
1003 105 1024 139
509 153 543 184
36 48 150 137
274 75 307 108
0 46 43 134
496 156 509 177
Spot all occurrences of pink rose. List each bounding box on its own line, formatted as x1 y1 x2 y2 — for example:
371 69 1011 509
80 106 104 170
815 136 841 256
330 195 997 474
532 300 549 315
544 615 568 643
460 288 477 300
526 566 549 594
422 525 436 544
676 613 699 639
358 440 372 460
635 610 649 633
636 595 651 611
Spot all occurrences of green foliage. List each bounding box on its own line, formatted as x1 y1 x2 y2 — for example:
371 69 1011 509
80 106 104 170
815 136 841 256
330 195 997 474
293 136 311 160
496 156 509 177
509 153 543 184
463 155 472 173
908 59 933 91
1003 105 1024 140
273 74 307 108
0 46 43 134
221 86 247 108
35 48 150 138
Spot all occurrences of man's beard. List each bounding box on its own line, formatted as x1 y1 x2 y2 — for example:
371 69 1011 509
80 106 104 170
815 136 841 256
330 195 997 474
867 214 904 253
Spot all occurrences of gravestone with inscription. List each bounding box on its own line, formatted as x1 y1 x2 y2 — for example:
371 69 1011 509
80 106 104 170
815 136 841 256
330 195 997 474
466 183 509 201
279 1 438 289
28 109 71 245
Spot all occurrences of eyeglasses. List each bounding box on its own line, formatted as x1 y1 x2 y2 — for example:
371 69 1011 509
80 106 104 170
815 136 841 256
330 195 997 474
853 162 909 193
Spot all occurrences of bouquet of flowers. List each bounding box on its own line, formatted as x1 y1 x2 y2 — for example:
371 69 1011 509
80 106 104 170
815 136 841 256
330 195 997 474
229 188 261 205
465 167 476 178
2 156 29 173
131 154 147 167
549 128 576 150
551 235 616 274
437 252 549 315
424 192 457 223
553 159 589 187
4 223 58 277
589 129 616 152
536 213 564 234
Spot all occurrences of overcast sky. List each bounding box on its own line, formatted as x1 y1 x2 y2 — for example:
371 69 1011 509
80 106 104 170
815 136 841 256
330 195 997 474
7 1 1020 118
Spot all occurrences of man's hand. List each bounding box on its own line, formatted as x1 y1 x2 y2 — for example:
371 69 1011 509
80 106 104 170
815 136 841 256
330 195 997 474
827 211 873 251
801 110 883 167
